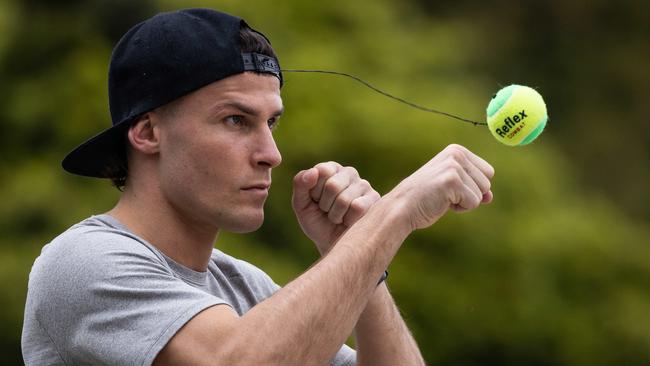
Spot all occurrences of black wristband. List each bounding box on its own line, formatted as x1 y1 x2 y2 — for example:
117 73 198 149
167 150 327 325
377 270 389 286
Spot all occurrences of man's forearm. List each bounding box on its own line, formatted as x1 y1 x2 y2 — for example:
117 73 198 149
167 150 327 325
354 284 425 366
233 196 413 365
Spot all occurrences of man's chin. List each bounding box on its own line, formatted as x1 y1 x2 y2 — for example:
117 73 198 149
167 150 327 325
222 213 265 233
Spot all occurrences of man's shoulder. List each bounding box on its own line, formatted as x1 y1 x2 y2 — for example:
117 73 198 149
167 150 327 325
31 215 166 284
45 214 157 256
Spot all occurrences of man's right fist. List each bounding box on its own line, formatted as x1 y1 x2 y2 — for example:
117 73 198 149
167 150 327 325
387 144 495 231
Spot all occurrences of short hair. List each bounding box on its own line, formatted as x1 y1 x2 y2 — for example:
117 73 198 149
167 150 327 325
106 24 279 190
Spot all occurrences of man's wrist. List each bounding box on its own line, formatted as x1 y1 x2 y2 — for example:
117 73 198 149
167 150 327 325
378 191 416 235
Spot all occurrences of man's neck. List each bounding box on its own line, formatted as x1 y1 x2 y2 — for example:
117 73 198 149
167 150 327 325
107 186 218 272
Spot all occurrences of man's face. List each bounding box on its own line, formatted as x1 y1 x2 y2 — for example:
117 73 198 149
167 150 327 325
155 72 283 233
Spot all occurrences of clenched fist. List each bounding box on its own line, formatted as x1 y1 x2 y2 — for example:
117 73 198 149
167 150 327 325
292 162 381 255
387 144 495 230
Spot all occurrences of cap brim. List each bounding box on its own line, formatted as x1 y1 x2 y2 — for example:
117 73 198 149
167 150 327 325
61 120 131 178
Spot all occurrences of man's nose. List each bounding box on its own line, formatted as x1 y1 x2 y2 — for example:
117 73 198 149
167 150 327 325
253 126 282 168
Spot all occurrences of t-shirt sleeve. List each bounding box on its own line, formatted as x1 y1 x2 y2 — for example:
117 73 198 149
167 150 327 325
332 343 357 366
27 228 227 366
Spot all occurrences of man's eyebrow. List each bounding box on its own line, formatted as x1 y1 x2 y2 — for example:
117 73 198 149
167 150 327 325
213 101 284 118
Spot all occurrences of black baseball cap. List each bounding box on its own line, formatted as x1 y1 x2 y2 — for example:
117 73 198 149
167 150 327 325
62 8 282 178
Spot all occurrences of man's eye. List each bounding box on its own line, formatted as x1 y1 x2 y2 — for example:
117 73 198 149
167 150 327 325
224 115 244 126
268 117 280 130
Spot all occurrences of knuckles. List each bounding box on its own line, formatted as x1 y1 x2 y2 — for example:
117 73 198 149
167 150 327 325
314 161 342 176
343 197 369 226
444 145 468 164
342 166 359 177
358 179 371 190
332 190 355 209
435 158 465 184
438 169 463 190
298 161 382 225
323 179 346 196
444 143 466 155
322 166 361 195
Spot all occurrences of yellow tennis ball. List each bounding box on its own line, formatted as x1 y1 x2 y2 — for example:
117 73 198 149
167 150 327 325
486 85 548 146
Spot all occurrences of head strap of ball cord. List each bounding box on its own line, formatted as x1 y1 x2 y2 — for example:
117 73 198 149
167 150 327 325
243 53 282 84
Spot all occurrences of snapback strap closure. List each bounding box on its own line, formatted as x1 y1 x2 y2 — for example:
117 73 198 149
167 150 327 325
242 53 283 84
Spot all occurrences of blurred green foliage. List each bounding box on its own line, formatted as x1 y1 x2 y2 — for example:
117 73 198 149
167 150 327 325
1 0 649 364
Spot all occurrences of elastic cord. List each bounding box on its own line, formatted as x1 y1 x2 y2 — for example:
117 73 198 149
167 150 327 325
283 69 486 126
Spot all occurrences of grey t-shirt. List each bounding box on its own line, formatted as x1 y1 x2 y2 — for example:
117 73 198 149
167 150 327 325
22 215 356 365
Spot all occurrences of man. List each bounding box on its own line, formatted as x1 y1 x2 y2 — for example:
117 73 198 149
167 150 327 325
22 8 494 366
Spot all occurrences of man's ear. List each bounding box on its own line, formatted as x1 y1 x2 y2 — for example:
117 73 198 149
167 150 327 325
127 113 160 154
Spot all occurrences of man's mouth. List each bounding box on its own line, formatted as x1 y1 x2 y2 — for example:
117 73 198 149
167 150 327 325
241 182 271 192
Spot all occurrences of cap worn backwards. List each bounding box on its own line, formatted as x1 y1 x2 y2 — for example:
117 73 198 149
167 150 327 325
62 8 282 178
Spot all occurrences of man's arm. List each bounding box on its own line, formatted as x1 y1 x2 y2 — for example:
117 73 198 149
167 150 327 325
155 144 494 365
291 161 424 365
156 196 410 365
354 284 425 365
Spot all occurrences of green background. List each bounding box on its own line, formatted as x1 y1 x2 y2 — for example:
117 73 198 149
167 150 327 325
2 0 649 364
